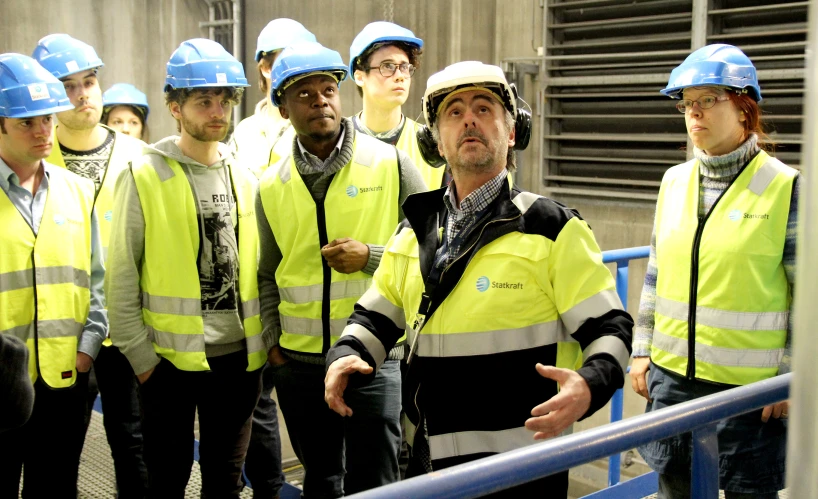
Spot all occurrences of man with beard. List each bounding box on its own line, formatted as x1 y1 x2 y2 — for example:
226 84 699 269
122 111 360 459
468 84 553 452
106 39 265 498
32 33 148 499
324 62 633 498
255 41 425 498
0 52 106 497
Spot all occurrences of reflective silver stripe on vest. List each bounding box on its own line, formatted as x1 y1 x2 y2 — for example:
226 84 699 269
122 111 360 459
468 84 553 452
747 160 785 196
278 155 292 184
357 287 405 331
147 325 206 353
142 292 201 316
2 266 93 290
342 323 388 368
560 288 622 335
417 321 573 358
353 140 375 167
145 155 176 181
279 279 372 305
429 425 572 460
246 333 266 355
0 323 32 341
656 296 788 331
652 329 783 369
280 315 348 337
0 269 33 292
242 298 260 318
583 335 630 374
37 318 84 339
511 191 542 215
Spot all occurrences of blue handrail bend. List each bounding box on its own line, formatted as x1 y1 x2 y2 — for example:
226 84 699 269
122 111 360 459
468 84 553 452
601 245 649 486
346 373 791 499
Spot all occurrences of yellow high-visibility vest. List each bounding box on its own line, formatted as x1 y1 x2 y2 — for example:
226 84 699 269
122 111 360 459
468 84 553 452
231 109 295 179
396 118 445 189
47 124 145 260
652 151 797 385
259 133 402 354
0 167 94 388
130 155 266 372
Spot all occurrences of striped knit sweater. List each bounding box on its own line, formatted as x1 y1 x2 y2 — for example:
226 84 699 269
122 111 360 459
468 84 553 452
633 134 799 374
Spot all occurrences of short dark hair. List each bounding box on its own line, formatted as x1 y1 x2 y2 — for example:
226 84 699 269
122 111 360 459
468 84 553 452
353 41 423 97
0 117 6 134
165 87 243 132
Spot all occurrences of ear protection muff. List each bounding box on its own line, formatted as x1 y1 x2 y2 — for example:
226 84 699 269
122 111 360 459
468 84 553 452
415 83 532 167
416 124 446 168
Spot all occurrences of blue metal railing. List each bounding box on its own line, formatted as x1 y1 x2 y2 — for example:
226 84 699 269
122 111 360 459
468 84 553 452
347 373 790 499
601 246 650 487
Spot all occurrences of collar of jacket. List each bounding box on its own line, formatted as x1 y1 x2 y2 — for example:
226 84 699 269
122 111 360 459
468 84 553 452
401 172 525 320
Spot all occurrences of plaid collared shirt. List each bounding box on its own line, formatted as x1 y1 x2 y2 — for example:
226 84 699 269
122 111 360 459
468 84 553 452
435 169 507 269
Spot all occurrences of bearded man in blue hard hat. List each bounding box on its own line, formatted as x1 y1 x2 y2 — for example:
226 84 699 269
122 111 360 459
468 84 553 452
349 21 446 189
0 52 107 498
324 61 633 498
105 38 265 498
230 18 316 179
32 33 149 499
255 41 426 498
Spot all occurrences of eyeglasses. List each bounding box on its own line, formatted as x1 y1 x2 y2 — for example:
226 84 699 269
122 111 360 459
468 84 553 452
675 95 730 113
366 61 415 78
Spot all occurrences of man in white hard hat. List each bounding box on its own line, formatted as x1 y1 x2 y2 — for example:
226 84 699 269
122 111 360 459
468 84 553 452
324 61 633 498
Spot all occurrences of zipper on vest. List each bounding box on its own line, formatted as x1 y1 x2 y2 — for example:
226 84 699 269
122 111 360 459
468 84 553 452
686 216 705 379
685 156 754 379
29 251 48 387
316 200 332 355
440 215 520 281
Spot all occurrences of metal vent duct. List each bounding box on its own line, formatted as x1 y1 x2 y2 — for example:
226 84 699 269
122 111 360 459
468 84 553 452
540 0 807 200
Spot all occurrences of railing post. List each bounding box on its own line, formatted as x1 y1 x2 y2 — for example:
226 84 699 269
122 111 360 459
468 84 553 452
607 258 631 487
691 424 719 499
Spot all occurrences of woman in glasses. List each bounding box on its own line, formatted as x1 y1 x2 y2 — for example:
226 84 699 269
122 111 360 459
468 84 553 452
349 22 446 189
629 44 798 499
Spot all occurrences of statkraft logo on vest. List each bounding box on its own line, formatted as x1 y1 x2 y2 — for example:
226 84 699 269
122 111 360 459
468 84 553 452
476 276 523 292
728 209 769 221
346 185 383 198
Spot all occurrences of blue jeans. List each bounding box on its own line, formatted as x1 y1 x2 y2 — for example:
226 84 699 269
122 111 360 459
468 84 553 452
87 345 148 499
275 359 401 499
244 362 284 498
641 364 786 495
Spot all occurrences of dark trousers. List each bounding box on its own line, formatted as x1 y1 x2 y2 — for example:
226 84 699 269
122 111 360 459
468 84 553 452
85 344 148 499
243 361 285 498
275 359 402 499
138 352 262 499
0 371 89 498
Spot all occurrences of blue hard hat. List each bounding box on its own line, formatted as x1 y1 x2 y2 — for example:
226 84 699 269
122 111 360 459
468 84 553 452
32 34 104 79
0 53 74 118
662 44 762 102
255 19 317 62
348 21 423 76
103 83 150 119
165 38 249 91
269 41 348 107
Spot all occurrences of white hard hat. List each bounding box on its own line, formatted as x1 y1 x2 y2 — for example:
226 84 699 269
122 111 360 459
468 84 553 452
422 61 516 127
